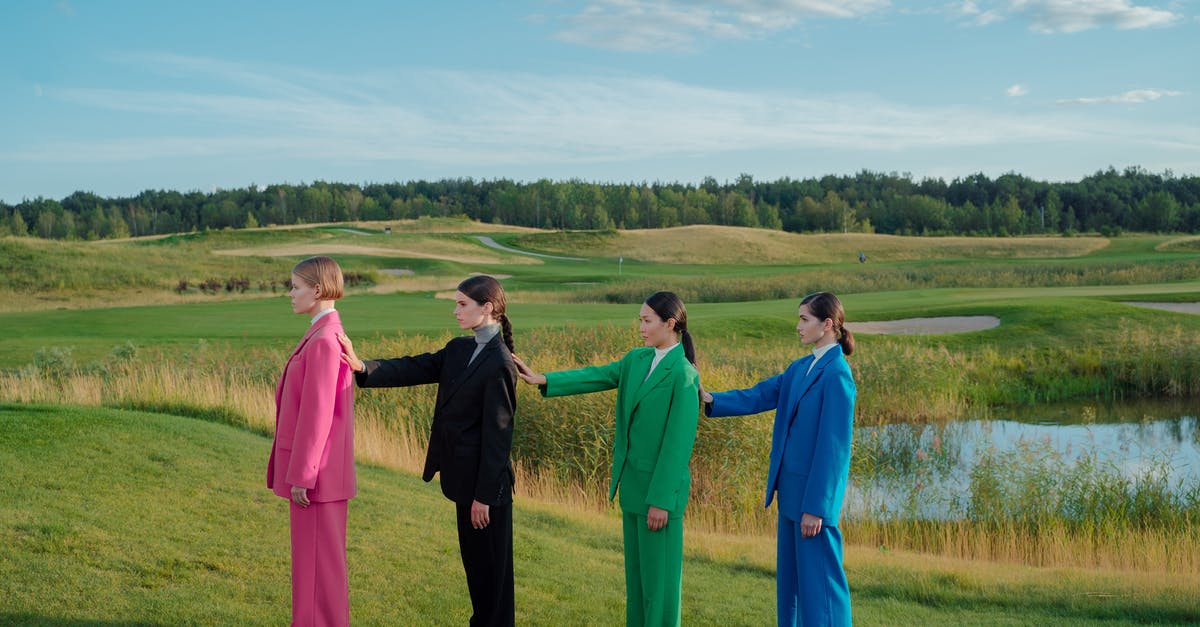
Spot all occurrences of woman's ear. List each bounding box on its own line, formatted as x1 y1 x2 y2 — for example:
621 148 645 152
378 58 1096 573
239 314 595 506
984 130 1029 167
667 317 677 332
483 301 495 317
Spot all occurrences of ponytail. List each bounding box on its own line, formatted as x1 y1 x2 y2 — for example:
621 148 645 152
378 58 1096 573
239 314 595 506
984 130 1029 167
680 327 696 366
838 325 855 356
499 313 515 354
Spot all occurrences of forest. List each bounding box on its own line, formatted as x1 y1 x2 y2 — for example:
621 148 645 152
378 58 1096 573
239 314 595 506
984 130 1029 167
4 166 1199 240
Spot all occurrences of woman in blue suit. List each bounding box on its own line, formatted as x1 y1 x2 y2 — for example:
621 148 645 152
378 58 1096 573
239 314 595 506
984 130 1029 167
701 292 856 627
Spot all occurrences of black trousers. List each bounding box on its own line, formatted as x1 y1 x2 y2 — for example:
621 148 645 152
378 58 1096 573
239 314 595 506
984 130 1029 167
455 501 515 627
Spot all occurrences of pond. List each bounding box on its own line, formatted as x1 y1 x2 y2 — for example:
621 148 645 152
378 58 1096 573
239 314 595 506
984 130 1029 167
845 400 1200 520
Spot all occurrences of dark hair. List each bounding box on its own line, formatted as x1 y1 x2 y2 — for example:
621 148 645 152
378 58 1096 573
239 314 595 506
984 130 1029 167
457 275 514 353
800 291 854 356
644 291 696 366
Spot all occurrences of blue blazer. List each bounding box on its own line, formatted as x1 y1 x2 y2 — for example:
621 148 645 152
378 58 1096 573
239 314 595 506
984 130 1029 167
706 344 856 526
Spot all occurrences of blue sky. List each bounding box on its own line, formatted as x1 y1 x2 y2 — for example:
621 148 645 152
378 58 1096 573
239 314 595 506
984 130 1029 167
2 1 1197 203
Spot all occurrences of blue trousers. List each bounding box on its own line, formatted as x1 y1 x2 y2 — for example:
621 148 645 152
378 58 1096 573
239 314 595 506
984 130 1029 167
776 513 851 627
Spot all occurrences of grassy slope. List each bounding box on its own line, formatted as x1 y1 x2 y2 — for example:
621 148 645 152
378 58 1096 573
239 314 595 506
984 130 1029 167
508 226 1114 264
3 404 1195 626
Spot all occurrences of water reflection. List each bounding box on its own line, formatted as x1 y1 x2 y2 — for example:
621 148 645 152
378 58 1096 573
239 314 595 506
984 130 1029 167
846 400 1200 520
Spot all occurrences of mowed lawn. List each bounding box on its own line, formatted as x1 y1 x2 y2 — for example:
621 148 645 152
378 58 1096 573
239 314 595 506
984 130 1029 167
4 404 1196 626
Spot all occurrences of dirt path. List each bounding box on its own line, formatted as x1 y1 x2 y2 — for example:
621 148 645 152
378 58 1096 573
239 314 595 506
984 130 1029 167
1124 302 1200 314
474 236 587 261
846 316 1000 335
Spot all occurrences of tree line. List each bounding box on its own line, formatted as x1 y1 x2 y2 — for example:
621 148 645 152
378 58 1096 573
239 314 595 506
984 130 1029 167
3 166 1199 241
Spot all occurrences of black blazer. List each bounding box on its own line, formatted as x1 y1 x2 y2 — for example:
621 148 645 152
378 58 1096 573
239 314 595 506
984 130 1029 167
356 334 516 506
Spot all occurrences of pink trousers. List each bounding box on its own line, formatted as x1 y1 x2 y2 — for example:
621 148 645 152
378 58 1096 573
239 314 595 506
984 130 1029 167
289 499 349 627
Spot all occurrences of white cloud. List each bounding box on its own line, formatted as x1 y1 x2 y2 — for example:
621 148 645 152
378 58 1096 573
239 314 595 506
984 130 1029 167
1056 88 1183 105
957 0 1180 32
1006 83 1028 97
9 55 1196 171
553 0 890 51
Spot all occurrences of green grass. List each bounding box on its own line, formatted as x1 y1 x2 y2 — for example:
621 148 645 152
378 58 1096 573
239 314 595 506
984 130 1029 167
4 404 1196 625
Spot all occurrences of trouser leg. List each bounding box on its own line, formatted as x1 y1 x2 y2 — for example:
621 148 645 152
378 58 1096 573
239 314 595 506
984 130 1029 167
456 501 515 627
624 510 684 627
290 499 349 627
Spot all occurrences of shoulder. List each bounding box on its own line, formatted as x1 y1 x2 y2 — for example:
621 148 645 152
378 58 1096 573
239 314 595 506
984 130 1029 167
679 366 700 389
622 346 654 362
306 326 340 349
823 355 856 388
447 336 475 350
784 357 809 374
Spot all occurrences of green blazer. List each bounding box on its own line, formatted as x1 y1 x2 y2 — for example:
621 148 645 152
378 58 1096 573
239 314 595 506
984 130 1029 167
542 345 700 518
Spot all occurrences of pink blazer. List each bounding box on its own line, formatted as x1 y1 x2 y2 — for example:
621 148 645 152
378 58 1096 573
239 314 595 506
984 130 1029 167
267 310 357 502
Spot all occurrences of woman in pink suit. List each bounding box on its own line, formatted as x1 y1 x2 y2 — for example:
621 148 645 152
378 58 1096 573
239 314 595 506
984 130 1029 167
267 255 357 627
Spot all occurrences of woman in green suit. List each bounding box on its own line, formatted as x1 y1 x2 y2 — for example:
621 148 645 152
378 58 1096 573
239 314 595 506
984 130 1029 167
513 291 700 627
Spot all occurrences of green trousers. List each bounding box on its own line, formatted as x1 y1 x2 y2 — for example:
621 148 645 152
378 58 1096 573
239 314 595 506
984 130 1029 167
621 510 684 627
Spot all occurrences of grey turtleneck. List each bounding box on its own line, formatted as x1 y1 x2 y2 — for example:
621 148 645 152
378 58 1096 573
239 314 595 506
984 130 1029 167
469 322 501 364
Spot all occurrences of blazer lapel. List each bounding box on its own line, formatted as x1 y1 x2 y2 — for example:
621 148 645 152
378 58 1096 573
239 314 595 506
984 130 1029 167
276 312 339 416
782 345 843 424
437 335 499 410
618 349 653 423
630 346 680 413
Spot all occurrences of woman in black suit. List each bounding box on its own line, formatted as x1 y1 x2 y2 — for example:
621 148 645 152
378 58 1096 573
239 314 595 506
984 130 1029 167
338 275 516 627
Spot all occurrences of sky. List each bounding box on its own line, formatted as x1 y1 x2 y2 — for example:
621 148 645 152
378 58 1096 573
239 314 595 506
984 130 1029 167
2 0 1197 203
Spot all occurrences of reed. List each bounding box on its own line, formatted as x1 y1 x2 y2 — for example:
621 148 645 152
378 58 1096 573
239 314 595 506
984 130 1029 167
4 323 1199 570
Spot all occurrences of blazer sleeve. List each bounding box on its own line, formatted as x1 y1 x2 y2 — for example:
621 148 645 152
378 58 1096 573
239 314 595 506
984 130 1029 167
474 363 517 505
800 365 857 520
356 347 444 388
541 359 622 398
646 366 700 512
287 334 343 489
706 372 785 418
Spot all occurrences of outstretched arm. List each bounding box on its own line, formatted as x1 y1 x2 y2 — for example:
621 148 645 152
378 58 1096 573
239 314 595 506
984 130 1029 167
338 331 443 388
706 371 786 418
515 354 623 398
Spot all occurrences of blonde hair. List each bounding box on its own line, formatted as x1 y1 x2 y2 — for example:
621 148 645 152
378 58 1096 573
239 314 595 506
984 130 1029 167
291 256 344 300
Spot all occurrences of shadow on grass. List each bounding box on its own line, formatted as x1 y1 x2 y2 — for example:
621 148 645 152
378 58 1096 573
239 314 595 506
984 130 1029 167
852 576 1200 625
0 616 164 627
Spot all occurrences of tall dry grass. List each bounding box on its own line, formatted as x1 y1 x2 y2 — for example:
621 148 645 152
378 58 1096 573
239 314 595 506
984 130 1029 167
4 323 1199 571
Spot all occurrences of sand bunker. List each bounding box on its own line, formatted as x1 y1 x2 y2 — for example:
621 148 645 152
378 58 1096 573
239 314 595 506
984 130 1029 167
214 244 524 265
1124 302 1200 315
846 316 1000 335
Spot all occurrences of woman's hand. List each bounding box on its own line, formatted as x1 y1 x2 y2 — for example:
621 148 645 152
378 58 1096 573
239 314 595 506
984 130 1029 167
511 355 547 386
336 332 365 373
801 512 823 537
471 500 491 530
646 506 669 531
291 485 310 508
698 384 714 404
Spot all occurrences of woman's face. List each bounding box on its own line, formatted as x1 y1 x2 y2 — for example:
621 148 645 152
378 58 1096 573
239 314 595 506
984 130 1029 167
796 303 832 346
289 274 321 316
639 303 676 349
454 290 494 330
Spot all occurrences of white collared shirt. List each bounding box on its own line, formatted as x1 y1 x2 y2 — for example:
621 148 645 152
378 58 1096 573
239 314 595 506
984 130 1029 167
645 342 680 381
806 342 835 376
310 307 336 325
